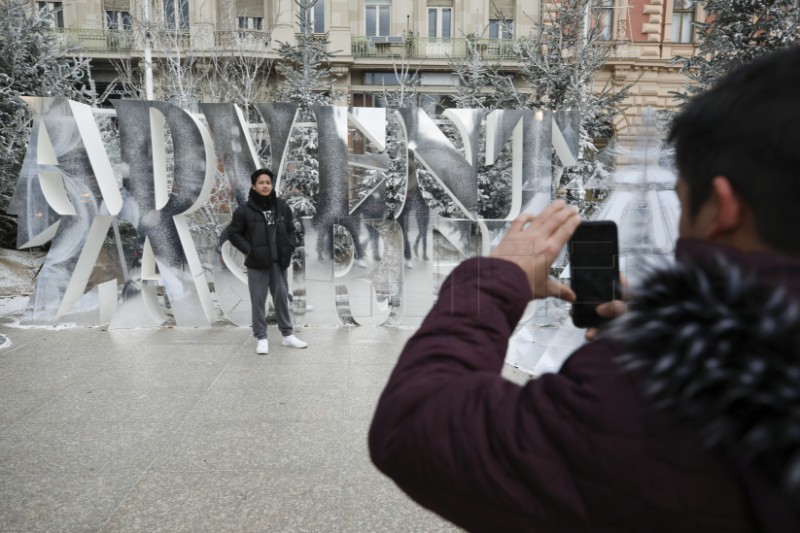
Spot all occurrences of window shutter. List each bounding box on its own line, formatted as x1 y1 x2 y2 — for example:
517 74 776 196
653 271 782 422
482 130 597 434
103 0 130 12
491 0 514 17
236 0 264 18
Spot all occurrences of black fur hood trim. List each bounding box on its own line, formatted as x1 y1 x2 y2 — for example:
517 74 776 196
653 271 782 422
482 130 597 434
602 255 800 497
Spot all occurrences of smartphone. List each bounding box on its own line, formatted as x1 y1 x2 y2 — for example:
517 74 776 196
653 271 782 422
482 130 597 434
568 221 620 328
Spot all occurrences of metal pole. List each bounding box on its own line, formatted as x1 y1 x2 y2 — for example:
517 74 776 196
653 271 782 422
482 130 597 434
143 0 154 99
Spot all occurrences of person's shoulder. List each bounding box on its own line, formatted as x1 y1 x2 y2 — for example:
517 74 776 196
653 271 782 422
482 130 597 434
232 202 253 218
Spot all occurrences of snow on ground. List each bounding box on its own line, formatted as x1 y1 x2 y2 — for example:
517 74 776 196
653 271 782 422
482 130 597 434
0 247 44 321
0 295 29 317
0 248 44 296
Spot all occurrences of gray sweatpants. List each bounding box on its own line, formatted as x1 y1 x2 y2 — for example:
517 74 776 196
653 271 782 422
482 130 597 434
247 264 293 340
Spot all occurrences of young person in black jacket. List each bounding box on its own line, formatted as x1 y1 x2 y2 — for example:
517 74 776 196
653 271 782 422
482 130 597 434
226 169 308 354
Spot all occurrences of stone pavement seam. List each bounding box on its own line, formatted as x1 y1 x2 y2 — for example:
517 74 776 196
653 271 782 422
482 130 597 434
95 346 240 533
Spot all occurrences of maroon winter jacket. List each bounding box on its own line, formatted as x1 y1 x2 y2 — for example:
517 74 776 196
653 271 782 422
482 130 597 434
369 239 800 532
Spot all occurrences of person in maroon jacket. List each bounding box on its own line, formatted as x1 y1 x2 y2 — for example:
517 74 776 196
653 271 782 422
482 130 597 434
369 48 800 531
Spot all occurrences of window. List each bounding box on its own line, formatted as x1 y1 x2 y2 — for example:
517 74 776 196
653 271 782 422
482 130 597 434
488 19 513 39
238 16 263 30
37 2 64 28
164 0 189 30
592 0 613 40
300 0 325 33
428 7 452 38
363 71 416 85
672 0 695 43
352 92 381 107
106 10 131 30
366 0 390 38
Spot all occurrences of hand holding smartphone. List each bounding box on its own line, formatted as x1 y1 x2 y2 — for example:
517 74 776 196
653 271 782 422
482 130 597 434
568 221 621 329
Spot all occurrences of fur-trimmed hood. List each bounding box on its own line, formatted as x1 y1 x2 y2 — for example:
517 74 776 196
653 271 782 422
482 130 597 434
603 239 800 527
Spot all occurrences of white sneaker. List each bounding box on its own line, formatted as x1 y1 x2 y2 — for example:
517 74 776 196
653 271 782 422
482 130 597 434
281 335 308 349
256 339 269 354
355 258 368 268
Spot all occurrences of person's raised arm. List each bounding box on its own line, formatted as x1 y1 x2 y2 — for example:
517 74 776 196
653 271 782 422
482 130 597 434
369 202 591 529
490 201 580 301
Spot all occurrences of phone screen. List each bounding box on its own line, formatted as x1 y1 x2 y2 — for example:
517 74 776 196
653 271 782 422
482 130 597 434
568 221 619 328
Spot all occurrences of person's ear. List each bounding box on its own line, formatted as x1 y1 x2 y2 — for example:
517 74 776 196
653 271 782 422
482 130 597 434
707 176 743 238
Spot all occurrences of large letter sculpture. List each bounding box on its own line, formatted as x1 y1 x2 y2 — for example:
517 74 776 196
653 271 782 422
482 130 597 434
9 98 122 324
11 100 579 328
108 100 216 328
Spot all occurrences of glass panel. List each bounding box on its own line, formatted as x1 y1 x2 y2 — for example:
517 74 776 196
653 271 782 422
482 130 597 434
366 6 376 36
681 15 693 42
106 10 118 29
122 11 132 29
54 2 64 27
428 8 436 38
671 14 680 41
600 11 612 39
503 20 513 39
489 20 498 39
314 1 325 32
442 8 451 38
379 6 389 36
180 0 189 29
238 16 247 28
165 0 176 27
673 13 693 42
253 17 262 30
490 19 513 39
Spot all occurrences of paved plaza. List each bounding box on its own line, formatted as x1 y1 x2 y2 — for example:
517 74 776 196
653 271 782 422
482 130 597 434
0 319 466 532
0 307 530 532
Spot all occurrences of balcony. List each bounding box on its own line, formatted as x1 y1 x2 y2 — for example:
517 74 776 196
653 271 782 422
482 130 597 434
48 28 135 53
150 29 192 50
47 26 268 55
214 30 271 53
352 36 520 61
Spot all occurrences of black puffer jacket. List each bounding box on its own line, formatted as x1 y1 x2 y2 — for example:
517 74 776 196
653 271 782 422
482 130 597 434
226 192 297 270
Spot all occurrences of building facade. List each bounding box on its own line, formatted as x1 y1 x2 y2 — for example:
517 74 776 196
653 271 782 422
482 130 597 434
37 0 701 141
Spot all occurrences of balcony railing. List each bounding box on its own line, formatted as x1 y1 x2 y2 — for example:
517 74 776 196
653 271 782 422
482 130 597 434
46 28 196 53
352 36 520 60
214 30 271 52
48 28 135 52
150 29 192 49
46 26 271 55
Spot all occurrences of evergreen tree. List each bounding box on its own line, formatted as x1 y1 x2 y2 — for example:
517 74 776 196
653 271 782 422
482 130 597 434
451 35 501 110
449 34 521 218
675 0 800 102
516 0 630 215
0 0 92 248
274 0 335 108
377 62 420 219
274 0 336 217
450 33 522 111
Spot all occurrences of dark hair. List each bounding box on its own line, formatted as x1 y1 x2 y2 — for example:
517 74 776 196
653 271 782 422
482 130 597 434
668 46 800 256
250 168 274 185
